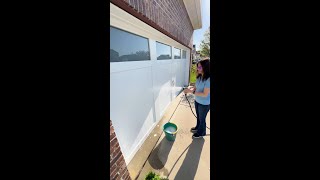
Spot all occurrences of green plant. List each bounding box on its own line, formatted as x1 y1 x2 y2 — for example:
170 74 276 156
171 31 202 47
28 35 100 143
145 171 168 180
200 26 210 58
190 64 197 83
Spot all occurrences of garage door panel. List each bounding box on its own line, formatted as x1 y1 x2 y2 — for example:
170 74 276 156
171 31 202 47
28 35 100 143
172 61 183 98
152 63 172 120
179 60 186 87
110 67 155 162
110 61 151 73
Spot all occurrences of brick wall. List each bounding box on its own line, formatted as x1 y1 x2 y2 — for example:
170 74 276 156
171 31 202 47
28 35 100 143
110 120 131 180
112 0 194 48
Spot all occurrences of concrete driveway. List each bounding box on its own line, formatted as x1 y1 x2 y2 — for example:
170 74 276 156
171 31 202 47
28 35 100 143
127 92 211 180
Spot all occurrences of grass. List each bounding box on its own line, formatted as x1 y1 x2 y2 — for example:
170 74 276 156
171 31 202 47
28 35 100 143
189 64 197 84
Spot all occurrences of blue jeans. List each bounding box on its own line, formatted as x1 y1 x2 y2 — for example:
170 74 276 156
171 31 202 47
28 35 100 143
194 101 210 136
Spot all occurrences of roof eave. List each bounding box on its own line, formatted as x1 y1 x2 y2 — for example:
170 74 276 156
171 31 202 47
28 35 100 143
183 0 202 30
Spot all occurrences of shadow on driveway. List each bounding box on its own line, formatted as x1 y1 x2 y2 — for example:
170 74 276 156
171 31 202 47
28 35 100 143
148 137 175 171
174 138 205 180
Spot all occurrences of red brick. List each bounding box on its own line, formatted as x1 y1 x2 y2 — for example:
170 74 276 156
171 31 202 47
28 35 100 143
110 136 118 146
116 165 123 173
125 174 131 180
121 171 128 179
110 151 115 161
116 174 122 180
125 172 131 179
111 164 121 177
110 169 117 178
153 2 156 20
110 148 120 161
113 145 120 155
127 0 134 7
110 163 117 174
110 141 118 151
141 0 145 14
116 157 125 167
110 124 114 133
110 132 116 141
110 170 117 179
110 151 122 165
136 0 140 13
130 0 136 9
145 0 150 18
141 0 146 16
115 156 123 165
119 169 127 178
110 153 114 162
119 170 127 179
113 172 120 180
136 0 140 12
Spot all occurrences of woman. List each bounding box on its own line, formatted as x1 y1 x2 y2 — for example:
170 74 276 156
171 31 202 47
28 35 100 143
184 59 210 138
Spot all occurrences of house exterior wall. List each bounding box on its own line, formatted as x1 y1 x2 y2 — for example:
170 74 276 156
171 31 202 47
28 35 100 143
111 0 194 48
109 1 198 179
110 1 191 165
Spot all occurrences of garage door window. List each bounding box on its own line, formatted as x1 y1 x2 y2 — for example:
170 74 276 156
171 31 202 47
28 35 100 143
182 50 186 59
174 48 181 59
110 27 150 62
156 42 172 60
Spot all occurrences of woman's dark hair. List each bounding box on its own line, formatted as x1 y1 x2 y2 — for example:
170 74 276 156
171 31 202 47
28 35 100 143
196 59 210 81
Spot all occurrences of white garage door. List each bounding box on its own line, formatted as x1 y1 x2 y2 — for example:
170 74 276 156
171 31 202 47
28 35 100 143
172 47 188 98
151 40 173 121
110 4 191 164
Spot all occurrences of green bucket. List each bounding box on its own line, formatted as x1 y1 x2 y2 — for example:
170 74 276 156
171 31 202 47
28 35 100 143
163 122 178 141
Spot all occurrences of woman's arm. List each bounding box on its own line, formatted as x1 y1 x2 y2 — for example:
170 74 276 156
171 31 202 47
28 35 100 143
194 78 210 97
194 87 210 97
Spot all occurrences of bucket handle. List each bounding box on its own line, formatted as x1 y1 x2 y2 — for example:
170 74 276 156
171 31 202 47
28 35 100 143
171 130 178 135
